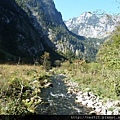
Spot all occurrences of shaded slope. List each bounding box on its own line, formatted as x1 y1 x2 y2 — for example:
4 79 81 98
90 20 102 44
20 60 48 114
15 0 85 58
0 0 64 64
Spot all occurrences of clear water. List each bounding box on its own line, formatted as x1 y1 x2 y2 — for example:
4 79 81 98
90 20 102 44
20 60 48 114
36 75 92 115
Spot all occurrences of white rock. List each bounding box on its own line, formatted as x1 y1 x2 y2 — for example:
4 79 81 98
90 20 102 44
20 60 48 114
114 100 120 107
95 101 103 108
87 100 96 108
82 100 88 106
75 96 84 103
89 111 97 115
107 110 112 115
76 91 83 96
85 88 91 92
32 80 39 84
94 106 102 113
83 92 89 96
26 99 30 102
44 82 53 88
100 106 107 115
113 108 119 115
105 101 114 108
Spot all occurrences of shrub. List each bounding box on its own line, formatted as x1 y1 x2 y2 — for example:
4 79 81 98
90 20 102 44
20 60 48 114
54 60 61 67
96 26 120 70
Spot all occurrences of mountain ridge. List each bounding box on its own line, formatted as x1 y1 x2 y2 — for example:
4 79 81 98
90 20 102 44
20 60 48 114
0 0 105 64
15 0 86 58
0 0 65 64
65 12 120 39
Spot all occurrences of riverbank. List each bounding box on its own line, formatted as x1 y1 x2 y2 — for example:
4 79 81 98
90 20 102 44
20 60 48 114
0 65 52 115
52 68 120 115
64 74 120 115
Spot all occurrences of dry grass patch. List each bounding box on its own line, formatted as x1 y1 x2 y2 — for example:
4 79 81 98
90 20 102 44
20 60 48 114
0 64 51 115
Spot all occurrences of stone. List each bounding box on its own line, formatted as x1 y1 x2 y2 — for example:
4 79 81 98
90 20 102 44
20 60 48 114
100 106 107 115
44 82 53 88
83 92 89 96
75 97 83 103
89 111 97 115
94 106 102 113
85 88 91 92
82 100 88 106
114 100 120 107
113 108 119 115
87 100 96 108
26 99 30 102
106 110 113 115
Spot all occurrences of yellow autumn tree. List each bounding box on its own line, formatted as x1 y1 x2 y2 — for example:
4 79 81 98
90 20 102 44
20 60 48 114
41 52 51 70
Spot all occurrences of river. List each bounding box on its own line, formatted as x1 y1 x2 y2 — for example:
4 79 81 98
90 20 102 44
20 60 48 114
35 74 93 115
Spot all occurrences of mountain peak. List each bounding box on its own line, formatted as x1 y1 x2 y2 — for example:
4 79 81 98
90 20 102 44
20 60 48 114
81 12 92 16
65 12 120 38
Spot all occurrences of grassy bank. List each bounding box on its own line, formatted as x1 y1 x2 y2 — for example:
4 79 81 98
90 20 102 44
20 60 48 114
0 64 51 115
55 61 120 101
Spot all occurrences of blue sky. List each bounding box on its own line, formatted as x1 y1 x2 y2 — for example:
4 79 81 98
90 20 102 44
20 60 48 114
53 0 120 20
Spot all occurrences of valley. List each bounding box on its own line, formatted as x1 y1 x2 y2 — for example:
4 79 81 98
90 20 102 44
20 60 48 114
0 0 119 117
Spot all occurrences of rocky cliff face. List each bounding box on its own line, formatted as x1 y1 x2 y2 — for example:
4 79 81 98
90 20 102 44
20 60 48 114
0 0 45 57
0 0 64 63
65 12 120 38
15 0 85 58
0 0 102 63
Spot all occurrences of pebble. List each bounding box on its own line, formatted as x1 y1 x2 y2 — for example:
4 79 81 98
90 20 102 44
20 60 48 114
44 82 53 88
65 77 120 115
89 111 97 115
82 101 88 106
107 110 112 115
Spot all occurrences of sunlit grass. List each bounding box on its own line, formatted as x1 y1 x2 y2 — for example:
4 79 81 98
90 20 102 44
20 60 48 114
0 64 51 115
58 61 120 100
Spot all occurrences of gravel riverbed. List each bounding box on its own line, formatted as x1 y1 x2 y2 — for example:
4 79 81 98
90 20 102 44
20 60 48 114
36 74 93 115
36 73 120 115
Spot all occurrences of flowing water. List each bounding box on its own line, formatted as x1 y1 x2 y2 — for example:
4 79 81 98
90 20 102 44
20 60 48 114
36 74 92 115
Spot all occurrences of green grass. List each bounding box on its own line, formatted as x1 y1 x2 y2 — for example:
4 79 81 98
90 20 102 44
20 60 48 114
57 61 120 100
0 64 51 115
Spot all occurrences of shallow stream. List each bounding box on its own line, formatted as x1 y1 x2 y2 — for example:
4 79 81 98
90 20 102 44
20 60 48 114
36 75 92 115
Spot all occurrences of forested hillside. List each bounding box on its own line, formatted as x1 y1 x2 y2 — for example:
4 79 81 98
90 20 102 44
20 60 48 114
15 0 102 62
97 26 120 70
96 26 120 96
0 0 64 64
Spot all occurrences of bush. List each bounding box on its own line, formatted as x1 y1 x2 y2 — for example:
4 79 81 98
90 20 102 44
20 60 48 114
0 65 50 115
96 26 120 70
54 60 61 67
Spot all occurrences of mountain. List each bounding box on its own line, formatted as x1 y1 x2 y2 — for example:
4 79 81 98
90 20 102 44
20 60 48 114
0 0 64 64
15 0 86 59
0 0 101 64
65 12 120 39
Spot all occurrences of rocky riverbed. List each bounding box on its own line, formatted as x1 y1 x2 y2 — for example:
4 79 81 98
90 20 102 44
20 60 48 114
64 74 120 115
36 74 93 115
36 73 120 115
